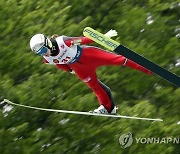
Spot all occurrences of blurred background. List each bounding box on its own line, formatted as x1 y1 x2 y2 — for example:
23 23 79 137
0 0 179 153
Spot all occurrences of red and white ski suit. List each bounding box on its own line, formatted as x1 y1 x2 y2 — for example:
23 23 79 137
44 36 152 112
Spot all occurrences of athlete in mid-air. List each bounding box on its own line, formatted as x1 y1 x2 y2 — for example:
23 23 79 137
30 30 152 115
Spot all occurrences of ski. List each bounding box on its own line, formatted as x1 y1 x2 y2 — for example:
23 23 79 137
83 27 180 87
3 99 163 121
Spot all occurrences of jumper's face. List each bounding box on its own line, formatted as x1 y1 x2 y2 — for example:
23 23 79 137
42 49 51 57
36 47 51 57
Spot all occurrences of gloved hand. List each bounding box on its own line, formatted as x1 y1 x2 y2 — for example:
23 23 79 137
104 29 118 38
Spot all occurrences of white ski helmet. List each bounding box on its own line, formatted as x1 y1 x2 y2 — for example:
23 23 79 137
30 34 52 55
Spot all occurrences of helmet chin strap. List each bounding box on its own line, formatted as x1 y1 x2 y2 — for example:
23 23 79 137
44 35 53 50
49 49 53 56
49 39 59 56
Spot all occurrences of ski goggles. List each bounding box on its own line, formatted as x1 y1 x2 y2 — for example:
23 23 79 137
36 46 48 56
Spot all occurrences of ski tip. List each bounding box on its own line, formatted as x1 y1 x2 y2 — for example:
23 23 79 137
83 27 93 35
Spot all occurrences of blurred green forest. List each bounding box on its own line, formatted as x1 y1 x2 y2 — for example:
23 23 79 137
0 0 180 153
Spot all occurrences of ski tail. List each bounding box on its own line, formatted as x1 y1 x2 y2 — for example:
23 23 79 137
115 45 180 87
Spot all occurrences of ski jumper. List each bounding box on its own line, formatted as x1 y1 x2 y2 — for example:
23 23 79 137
43 36 152 113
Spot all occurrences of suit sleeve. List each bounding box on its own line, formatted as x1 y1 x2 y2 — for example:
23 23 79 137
62 36 93 47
